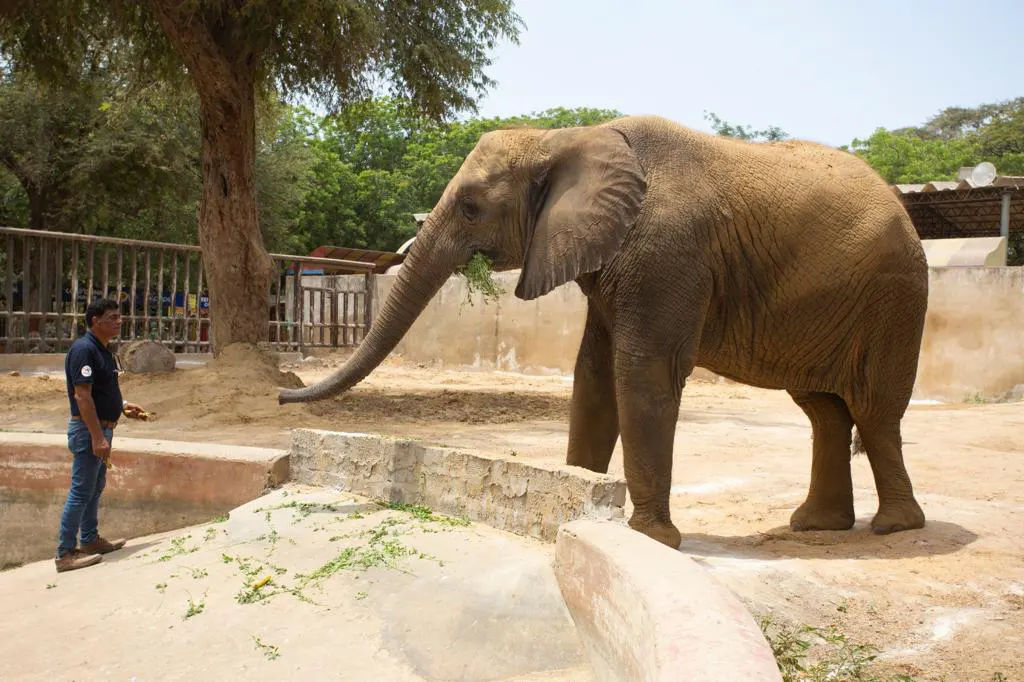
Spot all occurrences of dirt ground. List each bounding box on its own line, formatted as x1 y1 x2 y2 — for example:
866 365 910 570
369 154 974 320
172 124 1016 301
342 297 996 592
2 347 1022 681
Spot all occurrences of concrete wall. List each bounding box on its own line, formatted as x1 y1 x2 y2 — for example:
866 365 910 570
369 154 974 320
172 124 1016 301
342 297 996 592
914 267 1024 402
370 271 585 374
356 267 1024 401
290 429 625 542
0 433 288 568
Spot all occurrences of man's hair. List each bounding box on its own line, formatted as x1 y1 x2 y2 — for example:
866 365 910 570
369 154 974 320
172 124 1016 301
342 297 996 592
86 298 120 327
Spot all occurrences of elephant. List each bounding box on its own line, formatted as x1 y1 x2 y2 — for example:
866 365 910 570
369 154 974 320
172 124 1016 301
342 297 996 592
279 115 929 549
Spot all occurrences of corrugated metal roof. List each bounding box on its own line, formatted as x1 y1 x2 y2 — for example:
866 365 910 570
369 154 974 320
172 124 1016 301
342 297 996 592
894 173 1023 240
893 175 1024 195
305 246 405 273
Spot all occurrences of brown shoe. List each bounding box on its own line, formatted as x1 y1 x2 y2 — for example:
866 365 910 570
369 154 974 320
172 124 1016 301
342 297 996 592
55 549 102 573
80 536 126 555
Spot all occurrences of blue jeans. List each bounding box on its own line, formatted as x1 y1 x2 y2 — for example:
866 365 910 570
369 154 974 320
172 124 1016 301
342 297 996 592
56 420 113 558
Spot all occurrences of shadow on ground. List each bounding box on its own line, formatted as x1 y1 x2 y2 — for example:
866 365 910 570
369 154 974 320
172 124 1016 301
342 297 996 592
678 519 979 561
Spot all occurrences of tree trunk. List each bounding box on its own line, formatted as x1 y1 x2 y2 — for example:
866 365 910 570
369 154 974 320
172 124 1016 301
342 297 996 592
25 182 46 231
194 73 273 353
145 0 274 354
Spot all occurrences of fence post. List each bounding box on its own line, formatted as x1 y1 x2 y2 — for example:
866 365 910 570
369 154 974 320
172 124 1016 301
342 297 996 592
363 271 374 344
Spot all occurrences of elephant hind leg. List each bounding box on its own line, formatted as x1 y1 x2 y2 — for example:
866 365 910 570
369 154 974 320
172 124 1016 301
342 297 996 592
847 411 924 534
788 391 856 532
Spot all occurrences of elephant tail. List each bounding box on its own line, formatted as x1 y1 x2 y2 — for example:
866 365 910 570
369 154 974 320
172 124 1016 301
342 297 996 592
851 428 866 456
850 427 902 456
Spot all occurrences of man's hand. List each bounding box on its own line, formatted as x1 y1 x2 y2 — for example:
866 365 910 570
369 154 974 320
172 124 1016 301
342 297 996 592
93 433 111 459
123 402 149 419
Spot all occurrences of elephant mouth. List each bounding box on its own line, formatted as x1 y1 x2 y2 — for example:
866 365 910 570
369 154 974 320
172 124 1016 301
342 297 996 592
476 249 517 272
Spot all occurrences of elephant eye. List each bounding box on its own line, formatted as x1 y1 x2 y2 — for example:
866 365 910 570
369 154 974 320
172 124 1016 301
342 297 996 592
461 198 481 222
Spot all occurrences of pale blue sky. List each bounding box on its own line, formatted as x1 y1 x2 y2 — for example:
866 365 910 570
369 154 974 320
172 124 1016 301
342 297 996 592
473 0 1024 147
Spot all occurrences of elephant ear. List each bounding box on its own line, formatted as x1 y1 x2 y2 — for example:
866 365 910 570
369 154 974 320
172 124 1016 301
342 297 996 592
515 127 646 301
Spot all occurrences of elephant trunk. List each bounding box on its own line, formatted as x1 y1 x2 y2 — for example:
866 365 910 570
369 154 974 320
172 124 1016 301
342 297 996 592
278 228 463 404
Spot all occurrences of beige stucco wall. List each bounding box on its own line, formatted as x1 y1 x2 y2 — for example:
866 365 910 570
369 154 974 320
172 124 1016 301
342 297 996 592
376 271 587 374
913 267 1024 402
356 267 1024 402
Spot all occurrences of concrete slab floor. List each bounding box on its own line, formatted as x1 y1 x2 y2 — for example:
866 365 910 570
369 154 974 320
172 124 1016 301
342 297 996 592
0 484 593 682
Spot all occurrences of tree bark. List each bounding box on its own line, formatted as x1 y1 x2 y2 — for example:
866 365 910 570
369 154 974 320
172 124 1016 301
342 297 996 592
194 74 273 352
1 152 50 231
145 1 274 353
26 185 46 231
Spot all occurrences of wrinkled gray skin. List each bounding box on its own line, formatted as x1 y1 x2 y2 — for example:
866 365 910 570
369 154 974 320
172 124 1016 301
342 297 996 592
280 115 929 549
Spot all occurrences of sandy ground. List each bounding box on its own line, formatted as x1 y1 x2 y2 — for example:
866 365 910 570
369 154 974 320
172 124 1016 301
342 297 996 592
2 348 1022 680
0 485 592 681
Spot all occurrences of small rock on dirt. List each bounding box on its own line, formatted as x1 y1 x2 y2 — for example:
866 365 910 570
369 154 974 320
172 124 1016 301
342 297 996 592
118 340 176 374
8 371 19 377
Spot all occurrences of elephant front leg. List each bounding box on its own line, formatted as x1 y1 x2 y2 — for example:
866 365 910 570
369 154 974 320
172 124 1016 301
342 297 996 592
566 307 619 473
615 352 684 549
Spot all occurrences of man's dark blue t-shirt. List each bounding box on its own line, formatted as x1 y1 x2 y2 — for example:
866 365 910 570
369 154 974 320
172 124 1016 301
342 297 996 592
65 331 123 422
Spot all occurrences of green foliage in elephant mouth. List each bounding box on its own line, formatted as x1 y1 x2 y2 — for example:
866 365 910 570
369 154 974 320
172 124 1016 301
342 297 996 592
456 252 505 305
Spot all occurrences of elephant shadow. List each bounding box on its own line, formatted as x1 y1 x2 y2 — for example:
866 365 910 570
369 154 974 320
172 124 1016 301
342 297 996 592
676 518 979 562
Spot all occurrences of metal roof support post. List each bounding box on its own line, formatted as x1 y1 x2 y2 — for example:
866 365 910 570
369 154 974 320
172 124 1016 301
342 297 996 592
1000 191 1012 239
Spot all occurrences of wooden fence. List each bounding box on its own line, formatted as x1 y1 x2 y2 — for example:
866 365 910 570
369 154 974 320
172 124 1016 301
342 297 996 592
0 227 376 354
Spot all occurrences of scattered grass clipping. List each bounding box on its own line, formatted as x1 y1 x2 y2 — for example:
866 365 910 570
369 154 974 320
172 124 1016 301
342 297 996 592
183 592 206 620
226 502 464 607
158 535 200 562
457 253 504 306
758 614 912 682
252 636 280 661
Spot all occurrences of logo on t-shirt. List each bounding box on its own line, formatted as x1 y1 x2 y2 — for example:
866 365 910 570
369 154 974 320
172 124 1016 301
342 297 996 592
81 365 92 378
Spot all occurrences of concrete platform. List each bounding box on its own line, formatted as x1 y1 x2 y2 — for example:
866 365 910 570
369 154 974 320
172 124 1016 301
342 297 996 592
0 485 594 681
0 432 288 568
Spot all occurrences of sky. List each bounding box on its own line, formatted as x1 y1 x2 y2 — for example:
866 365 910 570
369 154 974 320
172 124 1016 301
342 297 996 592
471 0 1024 147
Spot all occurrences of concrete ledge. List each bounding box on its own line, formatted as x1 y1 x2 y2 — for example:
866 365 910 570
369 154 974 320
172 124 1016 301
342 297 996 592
290 428 625 542
554 520 782 682
0 433 288 568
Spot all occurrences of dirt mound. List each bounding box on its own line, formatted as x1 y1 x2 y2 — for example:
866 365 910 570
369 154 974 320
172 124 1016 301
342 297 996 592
0 374 66 409
306 388 569 424
118 343 312 429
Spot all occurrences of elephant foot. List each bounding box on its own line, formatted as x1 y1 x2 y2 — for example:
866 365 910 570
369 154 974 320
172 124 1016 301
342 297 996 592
628 514 682 549
871 499 925 534
789 500 856 532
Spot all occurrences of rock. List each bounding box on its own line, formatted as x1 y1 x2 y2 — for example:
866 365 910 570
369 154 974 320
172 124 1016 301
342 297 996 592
8 371 19 377
119 340 176 374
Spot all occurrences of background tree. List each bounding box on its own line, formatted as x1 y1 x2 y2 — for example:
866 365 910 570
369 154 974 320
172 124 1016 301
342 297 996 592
293 102 623 254
0 65 106 231
848 98 1024 183
0 1 523 351
703 111 788 142
846 129 979 184
0 56 311 249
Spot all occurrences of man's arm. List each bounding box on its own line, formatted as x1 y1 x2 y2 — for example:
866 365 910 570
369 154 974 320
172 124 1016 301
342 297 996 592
73 384 111 459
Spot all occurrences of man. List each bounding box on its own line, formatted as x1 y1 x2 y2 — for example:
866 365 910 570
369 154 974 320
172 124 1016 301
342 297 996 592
56 298 149 573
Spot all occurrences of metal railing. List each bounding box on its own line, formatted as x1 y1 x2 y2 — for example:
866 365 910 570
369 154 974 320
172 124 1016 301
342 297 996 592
0 226 376 354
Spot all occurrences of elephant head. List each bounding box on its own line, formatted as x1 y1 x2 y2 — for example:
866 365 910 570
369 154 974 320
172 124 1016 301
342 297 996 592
278 124 647 403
